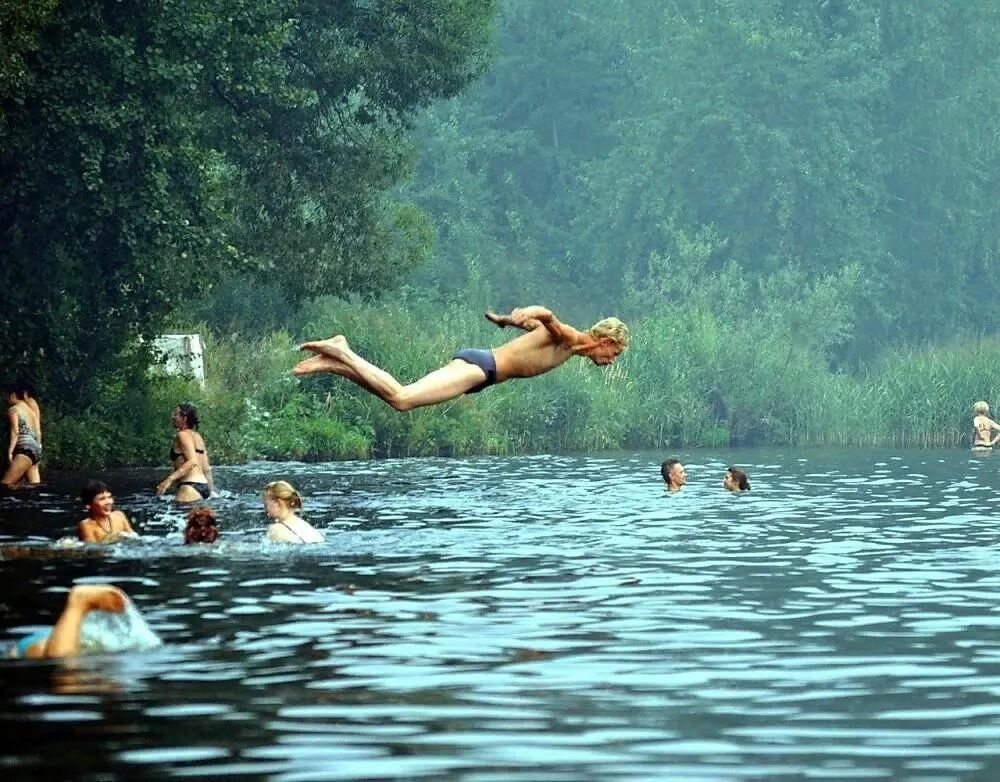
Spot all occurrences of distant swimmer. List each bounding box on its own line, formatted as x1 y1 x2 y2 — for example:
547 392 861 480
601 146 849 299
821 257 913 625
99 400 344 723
263 480 323 544
661 458 687 492
5 585 127 659
157 403 214 502
78 480 138 544
723 466 751 493
972 401 1000 450
294 306 629 411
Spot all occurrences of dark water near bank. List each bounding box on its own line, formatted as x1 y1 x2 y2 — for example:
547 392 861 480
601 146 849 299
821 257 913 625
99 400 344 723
2 449 1000 781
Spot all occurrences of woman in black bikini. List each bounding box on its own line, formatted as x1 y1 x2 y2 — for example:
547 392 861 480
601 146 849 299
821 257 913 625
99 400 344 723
156 403 213 503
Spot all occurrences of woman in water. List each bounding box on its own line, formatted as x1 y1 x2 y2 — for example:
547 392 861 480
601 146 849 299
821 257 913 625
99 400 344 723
78 480 138 543
14 379 42 483
723 466 751 493
972 401 1000 450
264 480 324 543
184 506 220 544
5 584 128 659
156 403 213 502
3 384 42 488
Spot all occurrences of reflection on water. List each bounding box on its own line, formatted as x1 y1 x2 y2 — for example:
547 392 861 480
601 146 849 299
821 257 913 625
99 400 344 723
2 450 1000 780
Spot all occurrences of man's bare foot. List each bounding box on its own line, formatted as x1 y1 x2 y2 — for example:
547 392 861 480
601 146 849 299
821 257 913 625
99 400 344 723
69 584 128 614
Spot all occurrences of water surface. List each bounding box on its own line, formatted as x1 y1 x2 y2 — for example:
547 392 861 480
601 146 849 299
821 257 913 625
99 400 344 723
2 449 999 780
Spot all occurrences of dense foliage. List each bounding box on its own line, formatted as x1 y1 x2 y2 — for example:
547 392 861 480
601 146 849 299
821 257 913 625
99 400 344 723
0 0 495 405
403 0 1000 360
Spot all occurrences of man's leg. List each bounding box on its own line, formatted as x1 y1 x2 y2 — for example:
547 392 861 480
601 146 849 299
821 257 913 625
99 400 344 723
295 336 487 411
41 585 128 658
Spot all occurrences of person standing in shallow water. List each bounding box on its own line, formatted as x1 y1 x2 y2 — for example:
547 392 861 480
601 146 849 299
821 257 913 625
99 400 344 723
264 481 324 544
157 403 213 502
184 506 220 544
14 379 42 484
78 480 138 543
3 385 42 488
971 401 1000 450
661 459 687 492
293 306 629 411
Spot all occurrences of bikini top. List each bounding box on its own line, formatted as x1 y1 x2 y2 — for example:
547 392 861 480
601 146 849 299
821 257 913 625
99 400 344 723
170 445 206 462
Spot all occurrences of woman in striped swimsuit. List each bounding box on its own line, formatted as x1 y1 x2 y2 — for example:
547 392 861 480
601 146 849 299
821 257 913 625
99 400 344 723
3 387 42 487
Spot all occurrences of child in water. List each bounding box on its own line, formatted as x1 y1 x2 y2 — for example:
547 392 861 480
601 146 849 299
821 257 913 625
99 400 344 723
5 585 127 659
184 506 220 544
78 480 138 543
263 481 324 544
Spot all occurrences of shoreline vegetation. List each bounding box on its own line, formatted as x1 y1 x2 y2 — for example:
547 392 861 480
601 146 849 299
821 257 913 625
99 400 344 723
39 295 1000 470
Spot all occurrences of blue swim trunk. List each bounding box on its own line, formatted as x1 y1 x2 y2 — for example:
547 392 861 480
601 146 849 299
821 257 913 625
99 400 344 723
453 348 497 394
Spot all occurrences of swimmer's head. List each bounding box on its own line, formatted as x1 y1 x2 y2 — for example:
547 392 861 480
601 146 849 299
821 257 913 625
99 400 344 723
974 401 990 415
174 403 200 430
724 466 750 492
589 317 630 350
184 506 219 544
81 479 111 507
263 480 302 510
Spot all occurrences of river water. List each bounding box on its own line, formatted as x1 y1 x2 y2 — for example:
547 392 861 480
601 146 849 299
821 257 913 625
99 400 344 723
1 449 999 781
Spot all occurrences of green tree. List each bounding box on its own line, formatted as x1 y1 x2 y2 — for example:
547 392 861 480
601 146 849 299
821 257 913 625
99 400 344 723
0 0 496 403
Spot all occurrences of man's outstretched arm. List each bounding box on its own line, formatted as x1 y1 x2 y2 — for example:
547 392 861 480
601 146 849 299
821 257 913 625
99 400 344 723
485 307 582 345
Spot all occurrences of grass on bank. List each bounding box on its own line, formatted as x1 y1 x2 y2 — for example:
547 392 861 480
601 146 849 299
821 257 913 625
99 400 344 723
39 296 1000 468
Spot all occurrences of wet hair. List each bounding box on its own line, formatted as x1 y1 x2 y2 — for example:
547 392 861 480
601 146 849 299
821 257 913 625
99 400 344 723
263 480 302 510
81 479 111 505
184 507 219 544
14 378 37 399
974 401 990 416
660 459 682 485
727 467 751 491
176 403 200 429
589 317 630 349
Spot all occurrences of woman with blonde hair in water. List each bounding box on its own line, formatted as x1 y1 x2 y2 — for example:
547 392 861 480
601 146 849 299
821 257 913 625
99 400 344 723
972 401 1000 451
263 481 324 544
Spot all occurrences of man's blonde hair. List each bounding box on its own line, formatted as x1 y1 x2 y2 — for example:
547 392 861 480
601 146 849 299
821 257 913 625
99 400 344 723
974 400 990 415
590 317 630 349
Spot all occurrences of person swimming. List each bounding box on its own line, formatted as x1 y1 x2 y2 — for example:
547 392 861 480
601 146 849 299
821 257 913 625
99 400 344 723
263 480 324 544
78 480 138 543
723 466 751 492
660 459 687 492
4 585 159 659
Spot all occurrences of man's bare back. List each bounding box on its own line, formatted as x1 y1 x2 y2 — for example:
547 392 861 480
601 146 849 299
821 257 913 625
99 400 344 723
294 307 629 412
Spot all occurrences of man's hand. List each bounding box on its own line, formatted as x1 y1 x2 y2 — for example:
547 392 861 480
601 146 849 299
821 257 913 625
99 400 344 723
485 311 508 328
